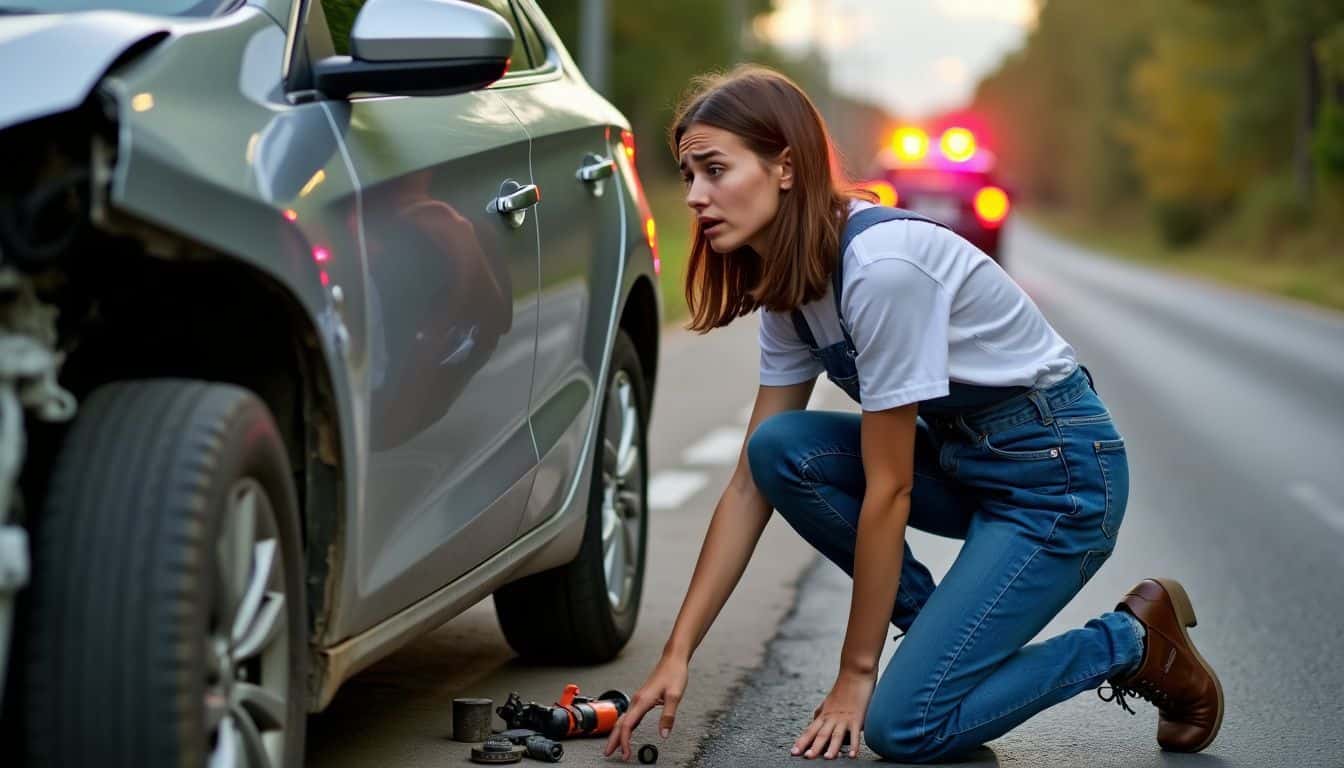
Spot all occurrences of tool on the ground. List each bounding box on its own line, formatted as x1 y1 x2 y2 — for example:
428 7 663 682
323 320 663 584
637 743 658 764
470 736 525 764
493 728 564 763
496 685 630 739
522 735 563 763
453 697 496 743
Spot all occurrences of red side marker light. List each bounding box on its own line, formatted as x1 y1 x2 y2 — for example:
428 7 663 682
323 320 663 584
621 130 636 164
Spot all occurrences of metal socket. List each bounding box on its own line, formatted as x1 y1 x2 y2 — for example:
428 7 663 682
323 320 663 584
452 697 495 743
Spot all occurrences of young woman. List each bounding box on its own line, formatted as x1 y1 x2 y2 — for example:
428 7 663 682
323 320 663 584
603 66 1223 763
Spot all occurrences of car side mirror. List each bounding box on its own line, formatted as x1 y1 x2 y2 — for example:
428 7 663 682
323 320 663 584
313 0 514 99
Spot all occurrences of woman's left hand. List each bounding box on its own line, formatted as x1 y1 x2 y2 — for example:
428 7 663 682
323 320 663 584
791 668 877 759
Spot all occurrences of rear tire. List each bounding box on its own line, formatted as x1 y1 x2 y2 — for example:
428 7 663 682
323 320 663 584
493 330 649 663
24 380 307 768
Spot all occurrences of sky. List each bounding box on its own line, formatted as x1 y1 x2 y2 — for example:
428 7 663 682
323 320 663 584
756 0 1038 119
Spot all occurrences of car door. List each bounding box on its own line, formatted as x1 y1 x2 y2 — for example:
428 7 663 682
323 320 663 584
490 0 627 534
314 0 542 633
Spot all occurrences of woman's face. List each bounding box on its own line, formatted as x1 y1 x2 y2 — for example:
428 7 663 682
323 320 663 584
678 123 792 254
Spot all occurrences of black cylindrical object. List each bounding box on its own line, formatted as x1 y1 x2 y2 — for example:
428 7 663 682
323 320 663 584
453 697 494 742
524 735 564 762
598 689 632 714
638 743 659 764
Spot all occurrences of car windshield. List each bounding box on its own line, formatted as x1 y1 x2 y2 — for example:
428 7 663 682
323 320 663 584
0 0 228 16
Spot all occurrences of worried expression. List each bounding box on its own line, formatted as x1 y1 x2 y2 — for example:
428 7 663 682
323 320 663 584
678 124 793 255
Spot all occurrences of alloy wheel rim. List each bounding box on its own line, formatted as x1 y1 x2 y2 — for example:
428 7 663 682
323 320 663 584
600 371 643 612
206 479 290 768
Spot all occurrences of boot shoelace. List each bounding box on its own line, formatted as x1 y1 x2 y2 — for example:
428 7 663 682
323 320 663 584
1098 680 1173 715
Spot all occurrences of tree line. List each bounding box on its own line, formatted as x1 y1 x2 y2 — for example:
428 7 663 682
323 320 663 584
971 0 1344 249
537 0 890 185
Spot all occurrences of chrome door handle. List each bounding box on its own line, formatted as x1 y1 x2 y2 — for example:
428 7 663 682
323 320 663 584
495 183 541 213
576 155 615 182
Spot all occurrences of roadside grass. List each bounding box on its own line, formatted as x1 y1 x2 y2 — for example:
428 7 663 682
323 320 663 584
1022 207 1344 313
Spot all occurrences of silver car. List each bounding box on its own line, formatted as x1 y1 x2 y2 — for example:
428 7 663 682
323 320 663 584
0 0 661 764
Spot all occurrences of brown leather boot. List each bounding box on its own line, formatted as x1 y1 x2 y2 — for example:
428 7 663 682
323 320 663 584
1101 578 1224 752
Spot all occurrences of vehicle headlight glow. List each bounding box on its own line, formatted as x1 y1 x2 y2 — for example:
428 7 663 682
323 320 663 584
892 127 929 163
940 128 977 163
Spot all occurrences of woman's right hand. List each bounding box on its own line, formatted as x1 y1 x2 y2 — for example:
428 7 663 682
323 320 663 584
603 655 690 761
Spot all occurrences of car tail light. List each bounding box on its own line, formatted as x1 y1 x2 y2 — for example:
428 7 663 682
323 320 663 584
614 128 659 275
892 127 929 163
940 127 977 163
621 130 636 164
973 186 1010 227
645 215 660 275
859 180 899 208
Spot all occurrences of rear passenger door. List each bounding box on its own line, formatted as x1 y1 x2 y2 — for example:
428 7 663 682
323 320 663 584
490 0 627 534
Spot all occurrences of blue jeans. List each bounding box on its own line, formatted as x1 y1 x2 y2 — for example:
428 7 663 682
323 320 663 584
747 368 1145 762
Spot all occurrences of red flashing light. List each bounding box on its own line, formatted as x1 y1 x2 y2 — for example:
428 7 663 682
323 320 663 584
283 209 299 222
312 246 331 264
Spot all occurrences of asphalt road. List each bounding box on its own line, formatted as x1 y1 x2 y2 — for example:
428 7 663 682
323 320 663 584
696 218 1344 767
307 217 1344 767
305 281 826 766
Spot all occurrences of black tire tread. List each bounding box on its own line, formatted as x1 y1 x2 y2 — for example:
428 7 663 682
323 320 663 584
494 331 649 664
25 379 304 768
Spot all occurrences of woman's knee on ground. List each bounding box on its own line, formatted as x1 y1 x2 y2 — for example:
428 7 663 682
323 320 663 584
863 703 946 763
745 410 811 500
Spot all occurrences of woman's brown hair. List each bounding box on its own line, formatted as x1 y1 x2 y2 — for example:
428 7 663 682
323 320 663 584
670 65 873 332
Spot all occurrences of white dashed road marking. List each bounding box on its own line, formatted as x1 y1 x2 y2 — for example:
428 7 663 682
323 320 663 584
648 470 710 510
683 427 747 466
1288 482 1344 535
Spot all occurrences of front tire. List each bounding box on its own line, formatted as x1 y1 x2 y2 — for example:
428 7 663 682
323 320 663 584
24 380 307 768
493 330 649 663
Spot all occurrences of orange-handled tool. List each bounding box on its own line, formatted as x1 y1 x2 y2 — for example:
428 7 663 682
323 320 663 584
497 685 631 739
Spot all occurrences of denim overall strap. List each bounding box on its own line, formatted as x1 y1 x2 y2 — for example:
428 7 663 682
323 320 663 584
790 206 950 356
789 306 821 350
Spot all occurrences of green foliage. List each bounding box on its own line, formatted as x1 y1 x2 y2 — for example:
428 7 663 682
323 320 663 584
539 0 772 180
1314 100 1344 179
1149 200 1209 249
322 0 359 56
1237 173 1312 248
972 0 1344 249
1315 26 1344 181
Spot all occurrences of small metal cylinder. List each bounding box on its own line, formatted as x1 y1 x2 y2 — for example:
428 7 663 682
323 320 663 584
638 743 659 764
452 697 494 742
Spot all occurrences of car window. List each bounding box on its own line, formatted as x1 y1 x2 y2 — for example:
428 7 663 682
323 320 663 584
456 0 530 72
319 0 361 57
510 0 547 70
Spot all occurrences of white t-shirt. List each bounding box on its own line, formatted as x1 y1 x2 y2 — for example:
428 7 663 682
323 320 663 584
759 201 1077 411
